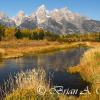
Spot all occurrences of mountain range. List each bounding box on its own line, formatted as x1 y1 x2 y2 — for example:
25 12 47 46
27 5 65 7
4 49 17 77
0 5 100 34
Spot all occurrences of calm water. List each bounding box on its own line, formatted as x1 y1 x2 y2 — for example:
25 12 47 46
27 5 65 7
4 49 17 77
0 47 89 96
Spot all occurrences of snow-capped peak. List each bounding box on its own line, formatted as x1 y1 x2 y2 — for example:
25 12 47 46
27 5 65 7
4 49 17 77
0 12 8 19
0 4 95 34
10 5 88 26
37 4 46 11
12 10 26 26
36 5 48 24
16 10 26 18
30 12 37 21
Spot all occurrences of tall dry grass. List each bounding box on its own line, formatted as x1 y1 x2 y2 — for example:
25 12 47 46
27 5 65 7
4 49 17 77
3 42 82 59
78 47 100 100
4 69 79 100
4 69 51 100
80 47 100 83
67 46 100 100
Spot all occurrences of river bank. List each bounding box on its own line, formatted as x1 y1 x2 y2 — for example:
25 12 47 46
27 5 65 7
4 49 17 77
0 40 88 59
67 45 100 100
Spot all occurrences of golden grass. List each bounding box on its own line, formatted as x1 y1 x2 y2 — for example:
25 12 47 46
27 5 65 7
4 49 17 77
85 42 100 48
67 65 81 74
4 69 74 100
0 40 85 59
5 69 50 100
4 68 86 100
80 47 100 83
66 45 100 100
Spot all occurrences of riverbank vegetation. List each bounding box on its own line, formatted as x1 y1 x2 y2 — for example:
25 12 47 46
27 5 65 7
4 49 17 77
68 47 100 100
0 40 85 59
4 69 70 100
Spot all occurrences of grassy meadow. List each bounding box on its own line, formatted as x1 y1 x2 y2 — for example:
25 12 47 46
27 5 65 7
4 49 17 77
0 39 87 59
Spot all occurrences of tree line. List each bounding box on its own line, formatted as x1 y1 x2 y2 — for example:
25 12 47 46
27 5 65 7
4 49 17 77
0 24 100 42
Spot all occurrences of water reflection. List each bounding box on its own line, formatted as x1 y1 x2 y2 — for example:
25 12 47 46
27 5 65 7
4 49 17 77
0 47 88 95
37 47 85 71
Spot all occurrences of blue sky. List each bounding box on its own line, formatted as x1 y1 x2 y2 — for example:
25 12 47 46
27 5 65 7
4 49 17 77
0 0 100 20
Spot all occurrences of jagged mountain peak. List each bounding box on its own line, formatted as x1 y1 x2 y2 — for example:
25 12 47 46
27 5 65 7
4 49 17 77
0 11 15 27
0 5 100 34
38 4 46 9
50 7 79 22
0 11 8 19
12 10 26 26
60 7 71 12
16 10 26 17
28 12 35 20
36 4 48 24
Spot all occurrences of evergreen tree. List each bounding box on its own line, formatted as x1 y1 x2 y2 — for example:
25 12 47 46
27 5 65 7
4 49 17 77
15 29 23 39
0 25 5 41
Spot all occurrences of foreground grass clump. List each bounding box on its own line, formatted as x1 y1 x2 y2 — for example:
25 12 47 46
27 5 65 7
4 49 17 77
79 47 100 99
1 40 84 59
80 47 100 83
67 47 100 100
5 69 58 100
67 65 81 74
68 47 100 84
0 48 5 57
5 69 80 100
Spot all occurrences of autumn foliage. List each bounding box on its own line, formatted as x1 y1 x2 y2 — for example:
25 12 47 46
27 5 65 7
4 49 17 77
0 24 100 42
